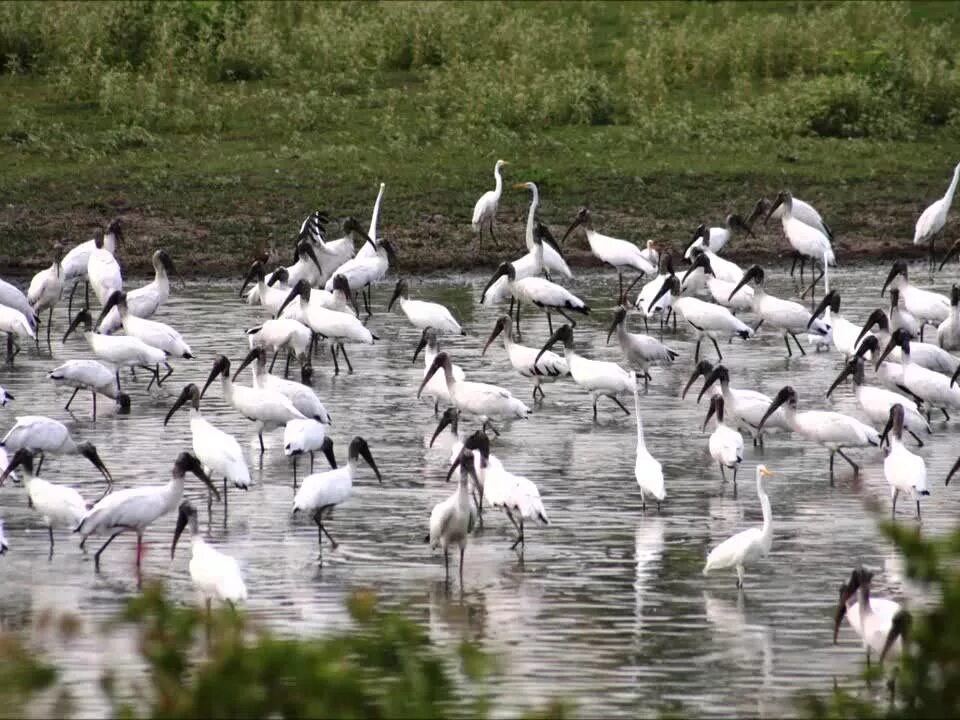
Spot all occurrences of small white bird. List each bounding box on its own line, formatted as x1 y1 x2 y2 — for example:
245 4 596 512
703 395 744 487
760 192 834 293
833 567 911 668
171 500 247 611
633 384 665 511
48 359 131 420
881 404 930 521
27 243 64 351
472 159 508 252
703 465 775 588
914 161 960 274
482 314 569 400
283 419 337 488
388 279 464 335
607 305 678 390
428 446 479 584
292 436 381 562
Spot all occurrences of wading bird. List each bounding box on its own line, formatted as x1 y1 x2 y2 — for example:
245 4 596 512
1 415 113 479
283 419 336 489
914 161 960 275
856 309 959 375
27 243 64 352
683 216 754 257
472 159 508 252
0 303 36 364
482 314 568 400
881 404 929 521
98 249 178 332
765 192 835 300
607 305 678 390
809 290 869 358
748 195 832 283
48 359 131 420
388 279 464 335
235 347 331 423
87 227 123 308
681 251 753 313
695 364 791 447
413 328 467 414
323 235 395 317
634 384 665 511
936 285 960 351
877 329 960 420
428 446 479 584
703 395 744 488
514 181 572 278
63 309 166 390
171 500 247 611
834 567 910 672
881 260 950 341
60 220 122 316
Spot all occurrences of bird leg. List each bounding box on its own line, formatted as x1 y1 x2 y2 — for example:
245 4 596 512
510 518 526 551
35 451 45 475
640 488 646 512
836 448 860 474
719 464 726 483
269 349 280 373
829 452 835 484
258 432 266 455
93 530 125 571
618 272 624 301
481 419 501 437
459 544 466 585
556 307 577 328
891 488 899 519
792 332 807 356
338 343 354 373
65 387 80 413
908 429 924 447
736 565 745 589
546 311 553 335
592 396 599 421
733 464 739 487
710 337 723 361
694 339 702 362
916 499 922 522
942 408 951 421
789 253 799 279
444 548 450 584
92 390 97 421
159 362 175 385
48 526 55 559
610 395 631 416
362 286 372 319
292 456 298 490
784 335 793 358
330 344 341 375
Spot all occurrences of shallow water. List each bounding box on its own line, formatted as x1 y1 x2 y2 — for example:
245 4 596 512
1 263 958 717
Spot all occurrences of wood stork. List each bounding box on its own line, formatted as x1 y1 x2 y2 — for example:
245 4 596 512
270 239 325 292
413 327 467 414
682 251 753 312
1 415 113 480
283 419 336 489
878 329 960 420
536 324 635 419
428 446 479 583
880 404 929 521
834 567 911 670
649 276 754 361
703 395 744 488
728 265 829 357
881 260 950 341
695 364 791 447
607 306 678 390
76 451 218 572
322 237 394 317
27 243 64 351
633 384 665 511
0 303 36 363
684 216 754 258
0 276 38 332
97 290 192 385
0 448 109 556
703 465 775 588
200 355 307 453
631 252 676 331
472 159 508 252
856 308 959 375
292 436 381 560
809 290 868 358
482 314 568 400
98 249 177 332
759 386 880 478
826 355 930 446
764 191 835 300
481 220 570 312
63 309 166 390
888 288 922 339
87 227 123 308
561 207 656 297
418 351 528 433
514 181 573 278
388 279 464 335
278 280 377 375
936 285 960 351
165 383 251 508
914 161 960 274
748 195 832 282
279 274 358 329
48 359 131 420
235 347 331 423
239 261 291 313
171 500 247 610
60 219 122 316
246 317 314 382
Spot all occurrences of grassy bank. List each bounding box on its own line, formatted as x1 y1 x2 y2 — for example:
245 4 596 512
1 1 959 276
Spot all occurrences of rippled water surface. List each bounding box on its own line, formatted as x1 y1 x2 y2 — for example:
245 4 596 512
1 265 958 717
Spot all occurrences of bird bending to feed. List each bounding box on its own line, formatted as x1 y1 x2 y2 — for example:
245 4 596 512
703 395 744 488
914 161 960 275
428 446 480 584
292 436 381 561
537 324 635 419
235 347 331 423
472 159 508 252
0 303 36 364
482 314 568 400
171 500 247 611
1 415 113 480
703 465 774 588
877 329 960 420
880 404 929 521
283 419 337 489
388 278 465 335
27 243 64 352
633 383 665 511
48 360 131 420
75 451 218 572
607 304 678 390
834 567 911 673
754 192 833 289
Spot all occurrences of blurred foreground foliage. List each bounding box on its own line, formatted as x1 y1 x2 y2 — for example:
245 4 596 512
0 584 570 719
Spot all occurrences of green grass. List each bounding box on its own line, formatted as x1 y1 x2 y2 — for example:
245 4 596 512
1 1 959 276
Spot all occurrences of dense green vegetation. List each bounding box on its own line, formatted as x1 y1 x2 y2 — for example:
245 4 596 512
1 1 959 274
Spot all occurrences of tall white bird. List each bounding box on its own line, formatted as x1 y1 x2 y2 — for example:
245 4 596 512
881 260 950 341
472 159 508 252
878 329 960 420
633 384 665 511
235 347 331 423
482 314 568 400
936 285 960 351
283 419 336 489
171 500 247 610
765 191 835 299
826 355 930 447
388 279 464 335
412 328 467 414
165 383 251 507
27 243 64 351
292 436 381 561
703 395 744 488
695 364 792 447
1 415 113 479
881 404 930 521
833 567 911 669
606 305 678 390
428 446 479 583
914 161 960 274
749 194 832 282
514 181 572 278
561 207 656 297
703 465 775 588
98 249 177 332
759 386 880 478
75 451 218 572
48 359 131 420
0 448 109 555
200 355 307 453
278 280 377 375
728 265 829 357
683 217 754 258
0 303 36 363
418 351 529 433
536 324 635 419
86 227 123 308
649 276 754 361
60 219 122 316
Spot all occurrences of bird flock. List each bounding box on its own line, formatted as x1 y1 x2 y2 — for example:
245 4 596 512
2 159 960 676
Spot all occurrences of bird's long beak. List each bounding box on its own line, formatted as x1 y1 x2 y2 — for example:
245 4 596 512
0 455 23 487
832 584 852 644
171 506 190 559
94 293 121 330
682 363 706 400
361 446 382 484
648 280 672 314
200 362 223 400
62 312 86 343
946 455 960 486
746 201 765 229
234 348 261 381
727 273 752 302
606 313 622 345
387 281 403 312
702 399 717 433
855 311 883 348
482 320 504 357
825 362 854 399
880 264 900 297
763 196 784 224
412 329 430 364
276 283 302 319
164 385 192 426
512 182 528 190
416 355 444 399
320 437 337 469
445 454 461 483
300 242 323 274
429 408 458 448
733 216 755 239
535 327 564 369
880 611 912 664
938 240 960 272
696 367 722 404
880 413 895 448
86 449 113 488
239 264 260 298
808 293 833 328
758 394 787 431
193 463 220 501
560 218 581 246
480 265 508 305
875 335 900 371
952 363 960 389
